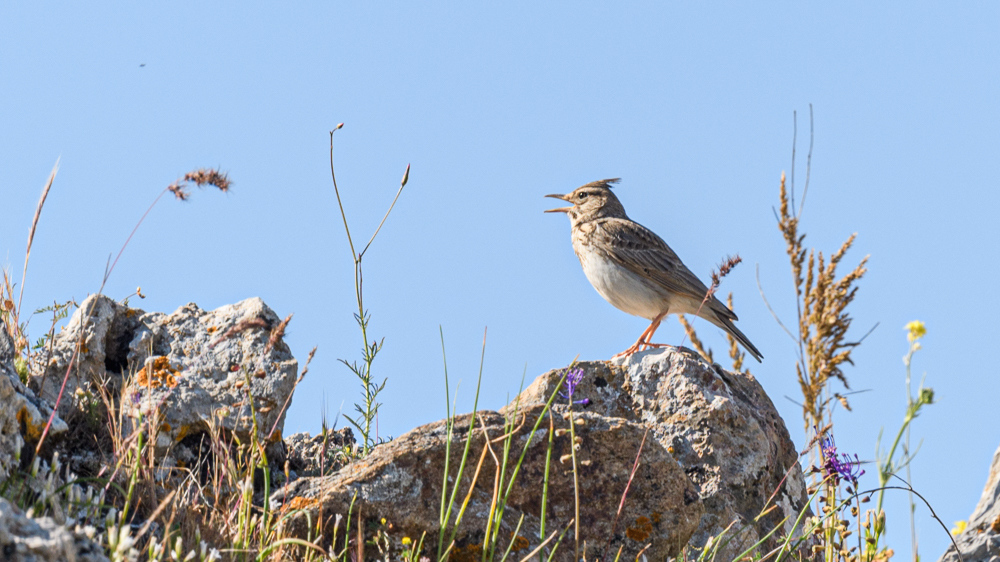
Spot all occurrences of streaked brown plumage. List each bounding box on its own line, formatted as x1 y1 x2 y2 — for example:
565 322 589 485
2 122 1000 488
546 178 763 361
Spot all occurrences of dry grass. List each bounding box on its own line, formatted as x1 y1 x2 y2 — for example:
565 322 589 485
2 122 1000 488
776 171 868 433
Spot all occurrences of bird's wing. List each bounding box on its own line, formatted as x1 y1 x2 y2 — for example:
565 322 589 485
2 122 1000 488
592 218 738 321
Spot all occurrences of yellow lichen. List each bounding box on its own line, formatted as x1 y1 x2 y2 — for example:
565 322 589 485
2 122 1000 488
449 543 483 562
17 406 45 441
280 496 319 513
626 516 653 542
509 535 530 553
135 356 180 388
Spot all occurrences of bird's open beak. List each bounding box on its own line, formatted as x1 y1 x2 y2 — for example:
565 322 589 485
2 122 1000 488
544 193 572 213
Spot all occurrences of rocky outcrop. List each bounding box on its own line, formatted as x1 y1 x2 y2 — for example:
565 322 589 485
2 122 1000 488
30 295 298 464
0 320 67 481
512 348 810 561
273 403 704 560
940 444 1000 562
10 293 808 561
0 497 108 562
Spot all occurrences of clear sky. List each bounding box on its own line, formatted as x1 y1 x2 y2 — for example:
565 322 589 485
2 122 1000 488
3 3 998 560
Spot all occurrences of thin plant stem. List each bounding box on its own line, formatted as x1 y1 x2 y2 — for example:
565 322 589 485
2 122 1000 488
566 406 581 562
438 328 487 559
16 159 58 324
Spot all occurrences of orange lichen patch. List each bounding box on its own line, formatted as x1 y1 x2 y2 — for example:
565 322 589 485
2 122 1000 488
626 516 653 542
280 496 319 514
992 514 1000 534
175 424 192 442
17 406 45 441
125 308 137 317
449 543 483 562
651 511 662 524
135 356 180 388
207 326 217 333
509 535 530 553
159 422 172 434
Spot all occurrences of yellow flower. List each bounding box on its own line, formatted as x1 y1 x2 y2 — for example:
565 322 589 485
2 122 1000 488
381 517 387 525
951 520 967 536
905 320 926 342
402 537 412 546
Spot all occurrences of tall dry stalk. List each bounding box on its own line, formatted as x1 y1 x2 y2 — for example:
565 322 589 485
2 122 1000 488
776 170 868 435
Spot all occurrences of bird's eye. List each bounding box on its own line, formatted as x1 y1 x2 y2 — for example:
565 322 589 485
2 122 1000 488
578 192 588 199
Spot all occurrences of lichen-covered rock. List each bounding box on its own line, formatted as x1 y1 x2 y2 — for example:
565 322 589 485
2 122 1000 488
121 298 298 459
939 444 1000 562
0 497 109 562
0 320 67 481
512 348 810 560
30 295 298 462
31 295 143 416
284 428 355 479
273 403 703 560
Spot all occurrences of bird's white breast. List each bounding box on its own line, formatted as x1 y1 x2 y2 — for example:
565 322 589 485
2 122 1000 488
574 243 670 320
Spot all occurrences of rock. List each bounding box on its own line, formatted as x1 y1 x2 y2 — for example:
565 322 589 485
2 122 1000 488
31 295 143 417
0 497 109 562
30 295 298 463
121 298 298 460
284 428 356 479
512 348 810 560
272 403 703 561
0 320 67 481
939 444 1000 562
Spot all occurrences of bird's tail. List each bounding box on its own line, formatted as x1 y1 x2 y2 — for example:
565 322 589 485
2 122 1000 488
710 313 763 363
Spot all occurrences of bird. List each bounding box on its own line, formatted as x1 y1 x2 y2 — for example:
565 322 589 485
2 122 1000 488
545 178 763 362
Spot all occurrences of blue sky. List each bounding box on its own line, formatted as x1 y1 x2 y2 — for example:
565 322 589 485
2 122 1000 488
3 3 998 560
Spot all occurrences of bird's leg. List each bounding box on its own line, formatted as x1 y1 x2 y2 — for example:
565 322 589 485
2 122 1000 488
613 311 670 358
638 312 668 350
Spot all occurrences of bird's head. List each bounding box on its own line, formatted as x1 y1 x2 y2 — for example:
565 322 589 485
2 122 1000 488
545 178 627 224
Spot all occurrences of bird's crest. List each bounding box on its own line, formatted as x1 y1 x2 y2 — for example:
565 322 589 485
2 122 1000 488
581 178 621 190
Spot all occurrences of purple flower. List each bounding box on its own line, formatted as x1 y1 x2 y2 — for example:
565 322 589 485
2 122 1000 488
821 434 865 485
560 368 589 406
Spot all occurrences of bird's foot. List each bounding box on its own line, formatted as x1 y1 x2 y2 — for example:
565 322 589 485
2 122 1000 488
613 341 677 359
611 341 645 359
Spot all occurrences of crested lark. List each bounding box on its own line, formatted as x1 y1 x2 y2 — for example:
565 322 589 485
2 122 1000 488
546 178 763 362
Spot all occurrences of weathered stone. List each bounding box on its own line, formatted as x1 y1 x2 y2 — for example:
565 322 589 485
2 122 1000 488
30 295 298 462
939 444 1000 562
0 497 109 562
273 403 703 561
0 320 67 481
512 348 810 560
284 428 356 479
31 295 143 416
120 298 298 459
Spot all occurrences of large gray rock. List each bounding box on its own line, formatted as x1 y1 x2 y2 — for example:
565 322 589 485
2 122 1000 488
0 320 67 481
31 295 298 462
272 403 704 561
120 298 298 460
0 497 108 562
940 444 1000 562
512 348 810 561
